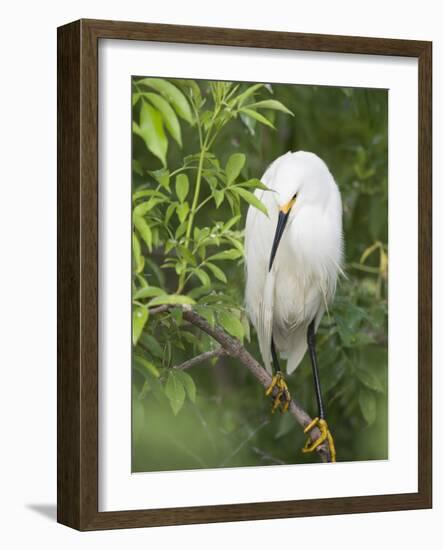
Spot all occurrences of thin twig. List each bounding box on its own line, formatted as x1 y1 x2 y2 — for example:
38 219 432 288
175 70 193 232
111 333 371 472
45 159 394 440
149 304 332 462
252 446 285 465
219 420 270 468
173 348 226 370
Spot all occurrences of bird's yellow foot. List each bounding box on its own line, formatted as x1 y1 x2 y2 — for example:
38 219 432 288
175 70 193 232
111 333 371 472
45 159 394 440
302 417 336 462
265 372 291 413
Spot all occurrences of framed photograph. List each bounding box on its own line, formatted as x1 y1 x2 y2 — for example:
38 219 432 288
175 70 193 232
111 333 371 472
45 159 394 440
57 19 432 530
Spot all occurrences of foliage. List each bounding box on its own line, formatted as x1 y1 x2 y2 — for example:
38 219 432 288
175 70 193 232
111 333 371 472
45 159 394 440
131 77 388 470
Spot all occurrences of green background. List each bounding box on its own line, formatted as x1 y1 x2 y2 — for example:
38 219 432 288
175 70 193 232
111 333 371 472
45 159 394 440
132 79 388 471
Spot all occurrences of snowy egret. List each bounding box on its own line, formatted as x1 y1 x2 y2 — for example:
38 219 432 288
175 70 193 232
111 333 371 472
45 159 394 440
245 151 343 461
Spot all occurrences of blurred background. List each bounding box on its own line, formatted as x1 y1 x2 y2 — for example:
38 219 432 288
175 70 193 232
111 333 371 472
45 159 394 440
132 79 388 472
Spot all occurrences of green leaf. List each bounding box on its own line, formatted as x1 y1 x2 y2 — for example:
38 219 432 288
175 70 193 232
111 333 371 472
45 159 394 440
135 274 149 288
203 173 218 190
133 198 165 217
180 330 199 347
225 153 246 184
176 202 189 223
178 245 197 266
200 292 235 305
192 268 211 287
334 314 355 347
232 83 264 107
212 189 224 208
246 99 294 116
150 169 171 191
232 187 268 216
133 216 152 251
175 370 196 403
134 354 160 378
148 294 195 307
133 189 169 202
165 203 177 225
222 215 241 231
176 79 202 106
151 227 160 247
143 92 182 146
240 111 257 135
176 174 189 203
165 371 186 415
217 310 244 341
132 159 143 176
132 232 144 274
175 221 188 239
205 261 227 283
207 249 243 262
133 286 165 300
226 236 244 254
138 78 193 124
238 178 271 191
170 307 183 324
139 333 163 359
196 245 206 261
133 306 148 345
317 355 345 392
356 368 385 393
241 313 251 342
194 306 215 327
360 241 382 265
239 108 275 129
359 388 377 425
136 101 168 166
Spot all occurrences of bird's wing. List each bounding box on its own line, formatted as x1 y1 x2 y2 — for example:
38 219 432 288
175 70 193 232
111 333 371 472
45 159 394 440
244 158 282 374
245 203 275 374
256 268 275 374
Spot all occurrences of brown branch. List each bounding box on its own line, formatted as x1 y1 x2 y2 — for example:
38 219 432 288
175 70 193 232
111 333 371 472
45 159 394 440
149 304 332 462
173 348 226 370
149 304 171 316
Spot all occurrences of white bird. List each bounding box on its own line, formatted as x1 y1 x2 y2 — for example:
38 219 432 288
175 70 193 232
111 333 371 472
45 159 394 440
244 150 343 460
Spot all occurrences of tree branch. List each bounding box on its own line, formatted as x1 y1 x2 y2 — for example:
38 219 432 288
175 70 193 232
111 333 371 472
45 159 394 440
149 304 332 462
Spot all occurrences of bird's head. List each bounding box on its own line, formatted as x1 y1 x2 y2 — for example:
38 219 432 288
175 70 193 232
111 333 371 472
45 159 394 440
268 151 332 271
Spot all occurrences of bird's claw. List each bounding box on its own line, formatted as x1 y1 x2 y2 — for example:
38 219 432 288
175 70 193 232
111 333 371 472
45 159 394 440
265 372 291 414
302 417 336 462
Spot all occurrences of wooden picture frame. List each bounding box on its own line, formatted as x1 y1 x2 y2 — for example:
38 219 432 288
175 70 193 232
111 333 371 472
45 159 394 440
57 18 432 530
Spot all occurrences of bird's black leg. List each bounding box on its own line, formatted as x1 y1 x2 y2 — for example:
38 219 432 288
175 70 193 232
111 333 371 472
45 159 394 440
307 321 325 420
303 320 336 461
265 336 291 413
271 337 281 375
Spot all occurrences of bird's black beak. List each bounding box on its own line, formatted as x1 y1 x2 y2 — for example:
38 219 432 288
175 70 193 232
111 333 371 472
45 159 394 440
269 196 297 271
269 210 290 271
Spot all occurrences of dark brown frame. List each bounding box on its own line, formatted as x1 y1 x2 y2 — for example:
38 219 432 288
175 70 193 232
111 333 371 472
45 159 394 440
57 18 432 531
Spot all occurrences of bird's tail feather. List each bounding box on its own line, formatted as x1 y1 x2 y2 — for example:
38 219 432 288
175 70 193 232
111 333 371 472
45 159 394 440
286 325 309 374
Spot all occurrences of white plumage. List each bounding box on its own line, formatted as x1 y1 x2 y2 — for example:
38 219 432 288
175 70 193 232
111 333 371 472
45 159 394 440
244 151 343 375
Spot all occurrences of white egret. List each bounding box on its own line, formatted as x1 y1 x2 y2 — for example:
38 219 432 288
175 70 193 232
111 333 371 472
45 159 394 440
245 151 343 461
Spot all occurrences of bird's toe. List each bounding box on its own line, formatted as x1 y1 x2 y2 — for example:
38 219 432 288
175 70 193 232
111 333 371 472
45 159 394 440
266 372 291 414
302 417 336 462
